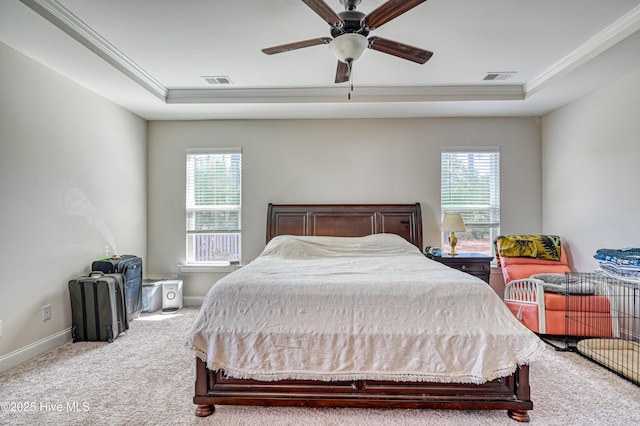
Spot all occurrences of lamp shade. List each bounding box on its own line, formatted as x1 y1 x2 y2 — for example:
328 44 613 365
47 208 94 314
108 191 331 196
329 33 368 63
440 213 466 232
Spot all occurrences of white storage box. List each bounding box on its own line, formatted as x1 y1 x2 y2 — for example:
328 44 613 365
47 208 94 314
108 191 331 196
142 279 164 313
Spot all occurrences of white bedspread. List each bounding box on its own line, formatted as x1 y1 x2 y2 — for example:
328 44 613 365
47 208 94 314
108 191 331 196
186 234 541 384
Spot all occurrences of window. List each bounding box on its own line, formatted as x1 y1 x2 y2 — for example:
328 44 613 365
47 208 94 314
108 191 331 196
186 149 241 265
441 147 500 256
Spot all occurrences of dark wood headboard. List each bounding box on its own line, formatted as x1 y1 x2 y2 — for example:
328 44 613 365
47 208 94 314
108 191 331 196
266 203 423 250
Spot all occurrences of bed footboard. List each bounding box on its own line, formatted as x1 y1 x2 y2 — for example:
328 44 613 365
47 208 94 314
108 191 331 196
193 358 533 422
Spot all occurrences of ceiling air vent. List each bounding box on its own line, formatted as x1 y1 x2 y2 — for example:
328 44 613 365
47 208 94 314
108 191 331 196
202 76 233 85
483 72 516 81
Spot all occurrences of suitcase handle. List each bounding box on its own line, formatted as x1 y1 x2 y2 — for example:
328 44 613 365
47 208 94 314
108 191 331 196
89 271 105 277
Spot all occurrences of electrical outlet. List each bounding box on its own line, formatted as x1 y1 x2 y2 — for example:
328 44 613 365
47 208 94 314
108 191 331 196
43 304 52 321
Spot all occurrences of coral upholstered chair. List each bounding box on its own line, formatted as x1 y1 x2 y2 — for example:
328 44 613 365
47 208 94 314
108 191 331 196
498 236 614 337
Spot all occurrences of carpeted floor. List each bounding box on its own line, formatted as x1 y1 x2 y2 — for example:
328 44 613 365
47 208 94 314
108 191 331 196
1 306 638 425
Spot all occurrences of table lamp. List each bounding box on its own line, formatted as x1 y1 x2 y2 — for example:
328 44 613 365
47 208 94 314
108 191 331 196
440 213 466 256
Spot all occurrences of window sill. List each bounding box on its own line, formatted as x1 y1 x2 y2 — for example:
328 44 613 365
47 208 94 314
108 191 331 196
178 264 242 273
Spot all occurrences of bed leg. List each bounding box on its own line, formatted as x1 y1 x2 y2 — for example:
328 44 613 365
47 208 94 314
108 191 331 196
195 404 215 417
507 409 530 422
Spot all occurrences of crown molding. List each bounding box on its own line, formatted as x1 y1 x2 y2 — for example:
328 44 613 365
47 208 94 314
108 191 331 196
166 85 524 104
20 0 167 101
525 4 640 97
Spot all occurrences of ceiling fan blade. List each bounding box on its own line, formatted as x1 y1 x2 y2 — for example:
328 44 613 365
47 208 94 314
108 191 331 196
262 37 332 55
368 36 433 64
335 61 351 83
301 0 344 27
365 0 427 30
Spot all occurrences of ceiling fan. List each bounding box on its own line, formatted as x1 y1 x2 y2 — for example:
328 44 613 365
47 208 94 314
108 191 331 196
262 0 433 84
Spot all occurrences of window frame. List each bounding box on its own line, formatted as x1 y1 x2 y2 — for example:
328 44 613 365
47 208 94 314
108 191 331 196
440 147 500 257
185 148 242 266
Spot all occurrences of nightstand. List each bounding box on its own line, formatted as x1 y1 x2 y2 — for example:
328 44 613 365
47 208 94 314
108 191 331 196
426 253 493 283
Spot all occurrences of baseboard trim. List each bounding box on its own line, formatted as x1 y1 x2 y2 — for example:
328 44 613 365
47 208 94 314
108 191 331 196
183 296 203 307
0 328 72 373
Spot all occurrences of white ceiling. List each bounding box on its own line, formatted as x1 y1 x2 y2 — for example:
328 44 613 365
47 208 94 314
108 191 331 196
2 0 640 120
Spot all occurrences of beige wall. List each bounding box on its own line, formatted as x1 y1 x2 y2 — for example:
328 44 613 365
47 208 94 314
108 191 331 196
3 27 638 373
0 43 147 369
541 68 640 272
147 117 542 300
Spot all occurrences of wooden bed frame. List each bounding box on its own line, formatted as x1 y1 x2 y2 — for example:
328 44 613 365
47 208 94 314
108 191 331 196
193 203 533 422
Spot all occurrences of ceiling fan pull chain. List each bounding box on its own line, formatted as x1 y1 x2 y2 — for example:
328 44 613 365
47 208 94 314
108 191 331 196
348 63 353 100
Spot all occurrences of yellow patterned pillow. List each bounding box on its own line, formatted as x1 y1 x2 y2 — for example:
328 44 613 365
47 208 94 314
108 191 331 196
498 239 538 258
495 235 561 261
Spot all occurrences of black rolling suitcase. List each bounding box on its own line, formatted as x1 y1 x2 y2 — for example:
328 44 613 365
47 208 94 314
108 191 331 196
92 255 143 322
69 272 128 342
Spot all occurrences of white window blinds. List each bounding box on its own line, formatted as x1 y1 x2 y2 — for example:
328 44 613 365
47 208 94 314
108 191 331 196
186 149 241 264
441 147 500 255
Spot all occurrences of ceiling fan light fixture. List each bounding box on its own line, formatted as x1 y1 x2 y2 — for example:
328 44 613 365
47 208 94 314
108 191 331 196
329 33 368 63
